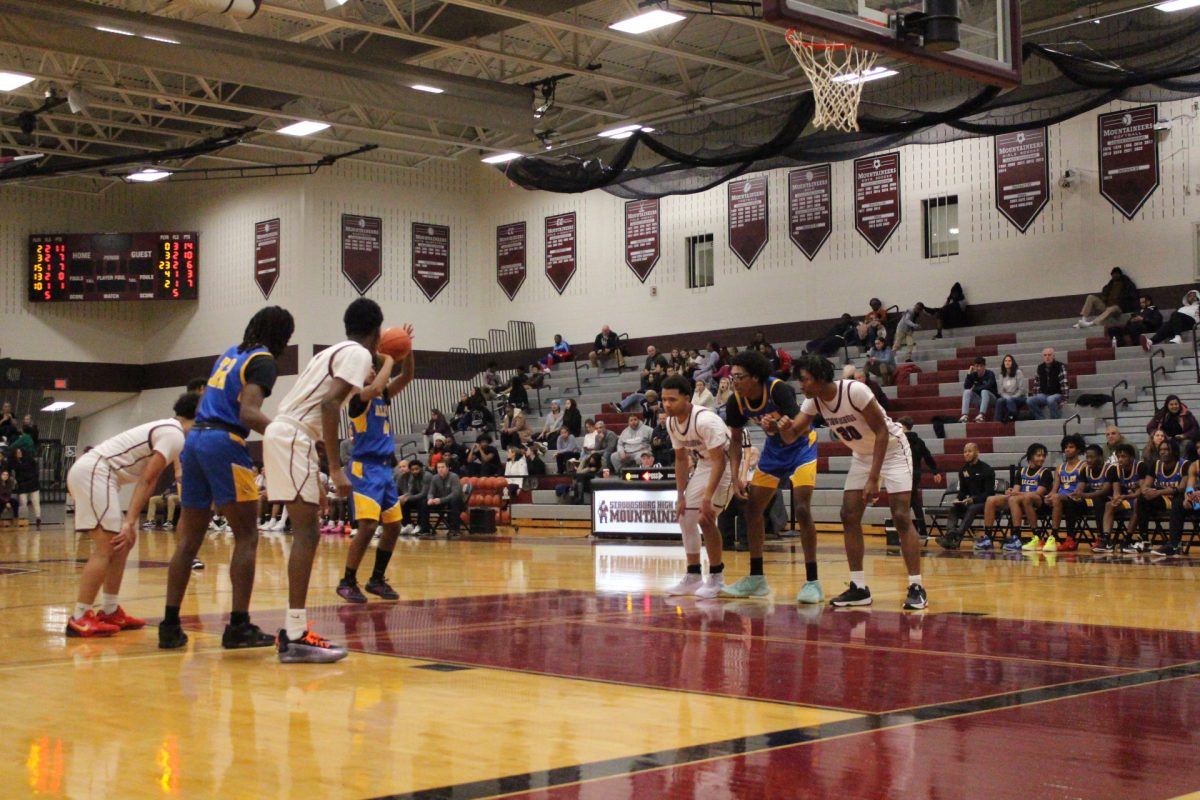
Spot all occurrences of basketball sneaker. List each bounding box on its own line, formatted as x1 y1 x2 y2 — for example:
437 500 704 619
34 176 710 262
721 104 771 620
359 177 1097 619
364 576 399 600
1059 536 1078 552
694 573 726 599
1002 536 1024 552
1042 537 1058 552
222 621 275 649
1092 539 1113 554
336 578 368 604
666 573 703 596
157 622 188 649
1151 545 1178 558
830 583 872 607
1021 536 1042 551
902 583 928 611
97 606 146 630
719 575 770 598
276 625 349 664
66 610 120 638
973 535 994 550
191 557 205 570
796 580 824 604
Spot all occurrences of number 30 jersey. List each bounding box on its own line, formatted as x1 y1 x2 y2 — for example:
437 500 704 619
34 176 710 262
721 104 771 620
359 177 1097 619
801 379 906 457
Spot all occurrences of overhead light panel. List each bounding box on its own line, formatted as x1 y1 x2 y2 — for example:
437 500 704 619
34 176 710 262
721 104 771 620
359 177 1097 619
831 66 899 85
324 0 350 8
277 120 330 137
609 9 686 34
143 35 181 45
412 84 444 94
41 401 74 412
0 72 35 92
481 152 522 164
127 168 172 183
95 25 135 36
599 124 654 139
1156 0 1200 10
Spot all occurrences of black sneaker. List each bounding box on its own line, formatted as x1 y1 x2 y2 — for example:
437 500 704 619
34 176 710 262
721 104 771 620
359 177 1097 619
158 622 188 649
830 583 872 607
1151 546 1178 558
935 535 960 550
902 583 928 610
191 557 205 570
364 576 399 600
221 621 275 649
337 579 368 604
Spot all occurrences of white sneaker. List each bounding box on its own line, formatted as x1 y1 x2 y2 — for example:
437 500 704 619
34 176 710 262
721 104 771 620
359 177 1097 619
161 522 174 531
401 524 414 535
695 573 726 599
974 414 985 423
1072 319 1085 328
666 573 703 596
958 414 968 423
1170 335 1183 344
1080 318 1095 328
219 522 231 533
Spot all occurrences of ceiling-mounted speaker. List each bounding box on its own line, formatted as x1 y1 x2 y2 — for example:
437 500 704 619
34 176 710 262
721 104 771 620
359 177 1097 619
67 85 90 114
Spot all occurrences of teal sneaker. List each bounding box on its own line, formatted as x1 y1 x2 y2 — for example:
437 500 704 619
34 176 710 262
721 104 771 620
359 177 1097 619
719 574 770 598
796 580 824 604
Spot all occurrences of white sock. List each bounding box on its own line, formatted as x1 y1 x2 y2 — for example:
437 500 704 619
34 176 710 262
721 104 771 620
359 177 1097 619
101 593 119 614
73 602 91 620
285 609 307 641
908 574 923 587
850 571 866 589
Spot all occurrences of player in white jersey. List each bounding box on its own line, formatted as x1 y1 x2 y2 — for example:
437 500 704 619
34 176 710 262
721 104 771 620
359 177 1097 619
65 393 198 637
263 298 385 663
660 375 732 598
785 354 927 611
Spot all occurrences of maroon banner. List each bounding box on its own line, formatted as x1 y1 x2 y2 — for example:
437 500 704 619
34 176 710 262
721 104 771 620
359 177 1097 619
624 199 660 283
1099 106 1160 220
496 222 527 300
412 222 449 302
994 129 1049 233
341 214 382 295
854 153 901 252
788 165 831 261
544 212 577 294
727 174 769 268
253 218 280 299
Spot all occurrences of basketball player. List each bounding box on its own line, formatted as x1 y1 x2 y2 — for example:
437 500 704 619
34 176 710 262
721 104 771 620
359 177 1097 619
337 337 415 603
159 306 295 650
66 393 198 637
1029 434 1085 552
660 375 731 598
788 354 927 610
721 350 822 603
1094 443 1144 553
265 298 381 663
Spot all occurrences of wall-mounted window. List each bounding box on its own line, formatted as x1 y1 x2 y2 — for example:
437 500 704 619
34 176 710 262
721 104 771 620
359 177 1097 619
923 195 959 259
686 233 714 288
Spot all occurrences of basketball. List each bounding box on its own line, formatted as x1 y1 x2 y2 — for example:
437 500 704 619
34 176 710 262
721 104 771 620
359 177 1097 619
377 326 412 360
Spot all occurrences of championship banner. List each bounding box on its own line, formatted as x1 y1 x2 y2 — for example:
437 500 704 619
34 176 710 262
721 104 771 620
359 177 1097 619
788 165 832 260
496 222 527 300
412 223 450 302
853 153 901 252
254 218 280 299
341 214 382 295
994 129 1049 233
544 212 577 294
728 174 769 268
624 199 660 283
1098 106 1159 220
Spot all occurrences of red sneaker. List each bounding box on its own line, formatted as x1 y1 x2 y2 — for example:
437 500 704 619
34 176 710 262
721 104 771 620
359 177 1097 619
97 606 147 630
66 610 121 637
1059 537 1079 552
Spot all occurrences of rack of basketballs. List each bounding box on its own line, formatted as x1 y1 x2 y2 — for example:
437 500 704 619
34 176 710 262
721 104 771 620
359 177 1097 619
459 476 512 529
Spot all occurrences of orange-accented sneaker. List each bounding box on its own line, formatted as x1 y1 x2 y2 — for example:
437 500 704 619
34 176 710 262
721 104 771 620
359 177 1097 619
97 606 147 630
277 623 349 664
1059 537 1078 552
66 610 121 638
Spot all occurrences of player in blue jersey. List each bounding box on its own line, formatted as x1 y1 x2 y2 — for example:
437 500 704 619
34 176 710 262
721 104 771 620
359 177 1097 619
999 443 1053 551
1127 437 1189 554
337 336 415 603
721 350 822 603
1029 434 1085 553
159 306 294 651
1094 443 1144 553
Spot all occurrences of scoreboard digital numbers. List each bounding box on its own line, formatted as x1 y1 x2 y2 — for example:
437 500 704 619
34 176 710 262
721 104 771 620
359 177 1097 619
29 232 198 302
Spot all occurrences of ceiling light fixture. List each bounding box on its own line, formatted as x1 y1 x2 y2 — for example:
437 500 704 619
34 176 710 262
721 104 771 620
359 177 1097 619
599 124 655 139
143 34 181 45
481 152 522 164
324 0 350 8
830 66 899 85
127 168 172 183
412 84 444 94
609 9 686 34
95 25 135 36
0 72 35 92
277 120 330 136
1156 0 1200 10
41 401 75 412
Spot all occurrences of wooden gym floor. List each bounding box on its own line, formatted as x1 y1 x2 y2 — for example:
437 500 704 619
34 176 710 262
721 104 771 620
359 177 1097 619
3 523 1200 799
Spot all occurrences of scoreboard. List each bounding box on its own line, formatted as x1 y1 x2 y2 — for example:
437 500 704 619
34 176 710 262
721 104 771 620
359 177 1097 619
29 232 198 302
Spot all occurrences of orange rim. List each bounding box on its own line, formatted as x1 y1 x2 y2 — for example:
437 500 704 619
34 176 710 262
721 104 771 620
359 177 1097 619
785 28 849 49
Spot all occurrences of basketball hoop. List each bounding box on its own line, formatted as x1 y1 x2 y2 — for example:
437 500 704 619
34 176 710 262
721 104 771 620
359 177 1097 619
785 29 879 133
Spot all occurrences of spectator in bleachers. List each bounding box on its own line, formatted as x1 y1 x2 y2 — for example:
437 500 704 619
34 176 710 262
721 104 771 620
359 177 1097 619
536 400 564 447
1103 425 1131 463
451 392 472 432
499 407 532 452
1075 267 1139 328
749 331 776 365
554 427 581 474
502 365 530 410
714 377 733 420
933 282 968 338
1146 394 1199 460
641 389 663 425
865 337 896 385
893 302 934 361
638 451 661 470
0 468 17 520
806 313 858 357
12 446 39 529
959 357 997 423
504 446 528 483
569 453 604 504
1126 437 1188 554
994 354 1027 423
536 334 572 373
1029 434 1086 552
588 325 625 371
20 414 37 445
685 349 702 381
562 397 582 437
465 392 495 435
856 298 888 346
1142 289 1199 348
899 417 942 541
579 419 599 459
1142 429 1166 464
397 460 430 534
1027 348 1068 420
1094 442 1143 553
145 464 178 531
465 435 502 478
0 402 18 444
424 408 453 451
592 421 619 465
692 342 721 389
650 411 674 467
669 347 689 373
693 379 716 410
611 414 652 472
936 443 995 549
426 461 464 535
1107 295 1161 348
526 443 547 477
482 362 502 400
853 368 889 410
999 443 1053 551
639 346 669 392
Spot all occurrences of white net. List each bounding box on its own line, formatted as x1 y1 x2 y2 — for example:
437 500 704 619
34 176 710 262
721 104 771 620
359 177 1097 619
786 30 880 133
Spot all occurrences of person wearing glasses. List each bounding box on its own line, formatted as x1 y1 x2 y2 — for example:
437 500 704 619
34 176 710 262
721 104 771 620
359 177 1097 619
721 350 822 603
